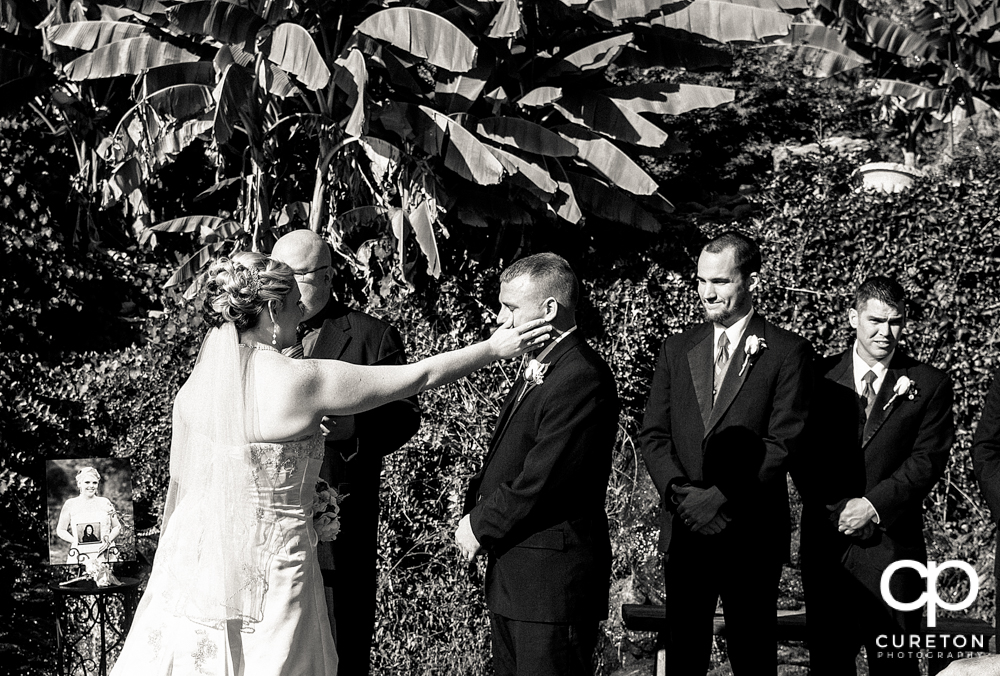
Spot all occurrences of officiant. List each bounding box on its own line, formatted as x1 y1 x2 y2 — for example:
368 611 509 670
272 230 421 675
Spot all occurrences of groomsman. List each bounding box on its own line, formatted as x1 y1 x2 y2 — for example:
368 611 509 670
639 231 813 674
798 275 954 676
272 230 421 675
971 367 1000 643
456 253 619 676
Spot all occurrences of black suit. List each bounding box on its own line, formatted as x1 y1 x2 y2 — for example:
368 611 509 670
302 299 421 676
639 312 813 675
798 350 953 676
464 332 619 675
970 367 1000 642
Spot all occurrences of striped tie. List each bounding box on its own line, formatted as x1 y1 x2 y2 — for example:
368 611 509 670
715 332 730 377
283 341 304 359
861 370 877 418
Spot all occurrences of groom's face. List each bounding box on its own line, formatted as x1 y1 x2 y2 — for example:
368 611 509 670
497 275 546 329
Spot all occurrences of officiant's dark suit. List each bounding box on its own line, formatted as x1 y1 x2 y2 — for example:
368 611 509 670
797 276 953 676
458 253 619 676
639 231 813 675
273 230 420 675
301 299 420 667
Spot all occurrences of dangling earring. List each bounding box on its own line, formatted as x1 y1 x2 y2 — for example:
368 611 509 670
269 305 278 346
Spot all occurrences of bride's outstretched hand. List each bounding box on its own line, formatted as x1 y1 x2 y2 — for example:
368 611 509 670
488 317 552 359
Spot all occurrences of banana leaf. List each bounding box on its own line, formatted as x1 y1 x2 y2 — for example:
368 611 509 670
553 93 669 147
477 117 578 157
604 82 735 114
63 36 199 80
357 7 477 72
268 23 331 91
556 124 659 195
653 0 793 43
565 171 661 231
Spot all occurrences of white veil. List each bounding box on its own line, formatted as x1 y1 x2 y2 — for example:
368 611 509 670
145 322 274 629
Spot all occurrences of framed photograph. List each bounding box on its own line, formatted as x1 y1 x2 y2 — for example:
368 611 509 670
46 458 136 566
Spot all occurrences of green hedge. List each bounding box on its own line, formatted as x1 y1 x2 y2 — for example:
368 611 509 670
370 150 1000 674
6 144 1000 675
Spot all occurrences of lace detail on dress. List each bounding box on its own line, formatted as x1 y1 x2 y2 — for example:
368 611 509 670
248 436 325 484
192 628 218 674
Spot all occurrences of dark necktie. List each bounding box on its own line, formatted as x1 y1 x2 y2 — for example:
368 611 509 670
861 370 877 418
713 332 730 398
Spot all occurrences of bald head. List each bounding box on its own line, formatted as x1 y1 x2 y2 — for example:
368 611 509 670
271 230 334 321
272 230 332 272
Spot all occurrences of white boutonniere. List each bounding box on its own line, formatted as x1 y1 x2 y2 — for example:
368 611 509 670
523 359 549 386
738 335 767 377
882 376 917 411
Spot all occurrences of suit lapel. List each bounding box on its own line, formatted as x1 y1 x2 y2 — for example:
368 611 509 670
484 379 522 457
482 334 582 464
826 351 855 389
705 313 765 436
303 311 352 360
687 326 714 430
863 361 903 447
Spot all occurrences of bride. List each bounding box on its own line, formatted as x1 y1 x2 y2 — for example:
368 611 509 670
110 252 550 676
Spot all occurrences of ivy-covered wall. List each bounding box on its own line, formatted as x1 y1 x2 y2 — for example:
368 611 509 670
4 139 1000 675
370 149 1000 674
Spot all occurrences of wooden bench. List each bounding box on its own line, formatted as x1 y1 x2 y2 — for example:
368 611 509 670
621 604 994 676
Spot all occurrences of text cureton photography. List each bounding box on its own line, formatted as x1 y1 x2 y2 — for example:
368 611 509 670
873 558 990 663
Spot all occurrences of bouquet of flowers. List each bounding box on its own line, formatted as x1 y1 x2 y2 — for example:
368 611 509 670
61 558 121 588
313 480 347 542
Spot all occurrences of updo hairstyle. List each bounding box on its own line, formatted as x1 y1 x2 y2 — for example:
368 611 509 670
206 252 295 331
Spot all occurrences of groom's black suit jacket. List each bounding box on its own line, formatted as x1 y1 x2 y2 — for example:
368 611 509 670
798 349 953 601
639 312 813 561
464 332 619 624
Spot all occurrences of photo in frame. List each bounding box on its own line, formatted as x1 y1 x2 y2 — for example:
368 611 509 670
45 458 136 566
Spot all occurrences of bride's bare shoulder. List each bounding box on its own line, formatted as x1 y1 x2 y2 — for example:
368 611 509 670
254 353 325 393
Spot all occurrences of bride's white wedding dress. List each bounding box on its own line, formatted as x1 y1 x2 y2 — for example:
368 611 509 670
111 326 338 676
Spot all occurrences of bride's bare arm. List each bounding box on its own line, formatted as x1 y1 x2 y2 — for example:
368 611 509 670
303 318 550 417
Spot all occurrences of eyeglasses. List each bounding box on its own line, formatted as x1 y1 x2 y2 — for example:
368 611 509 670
293 264 330 278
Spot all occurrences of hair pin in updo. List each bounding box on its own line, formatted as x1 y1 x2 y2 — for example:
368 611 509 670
236 261 262 297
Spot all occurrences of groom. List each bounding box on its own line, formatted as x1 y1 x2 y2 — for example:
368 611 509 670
272 230 421 675
456 253 619 675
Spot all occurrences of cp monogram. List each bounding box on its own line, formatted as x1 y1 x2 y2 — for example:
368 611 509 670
880 559 979 627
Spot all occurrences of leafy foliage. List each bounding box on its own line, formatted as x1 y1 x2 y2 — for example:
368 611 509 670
781 0 1000 165
372 150 1000 673
0 113 204 675
751 149 1000 630
2 0 811 305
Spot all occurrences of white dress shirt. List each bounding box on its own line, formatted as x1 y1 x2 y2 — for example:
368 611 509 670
852 341 891 398
712 308 754 364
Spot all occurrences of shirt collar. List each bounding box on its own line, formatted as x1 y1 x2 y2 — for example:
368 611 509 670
713 308 754 356
852 340 892 391
534 325 577 364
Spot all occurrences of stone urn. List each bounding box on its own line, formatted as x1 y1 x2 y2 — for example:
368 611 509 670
858 162 924 193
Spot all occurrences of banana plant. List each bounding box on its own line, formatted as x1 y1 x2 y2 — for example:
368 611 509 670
778 0 1000 167
12 0 808 301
